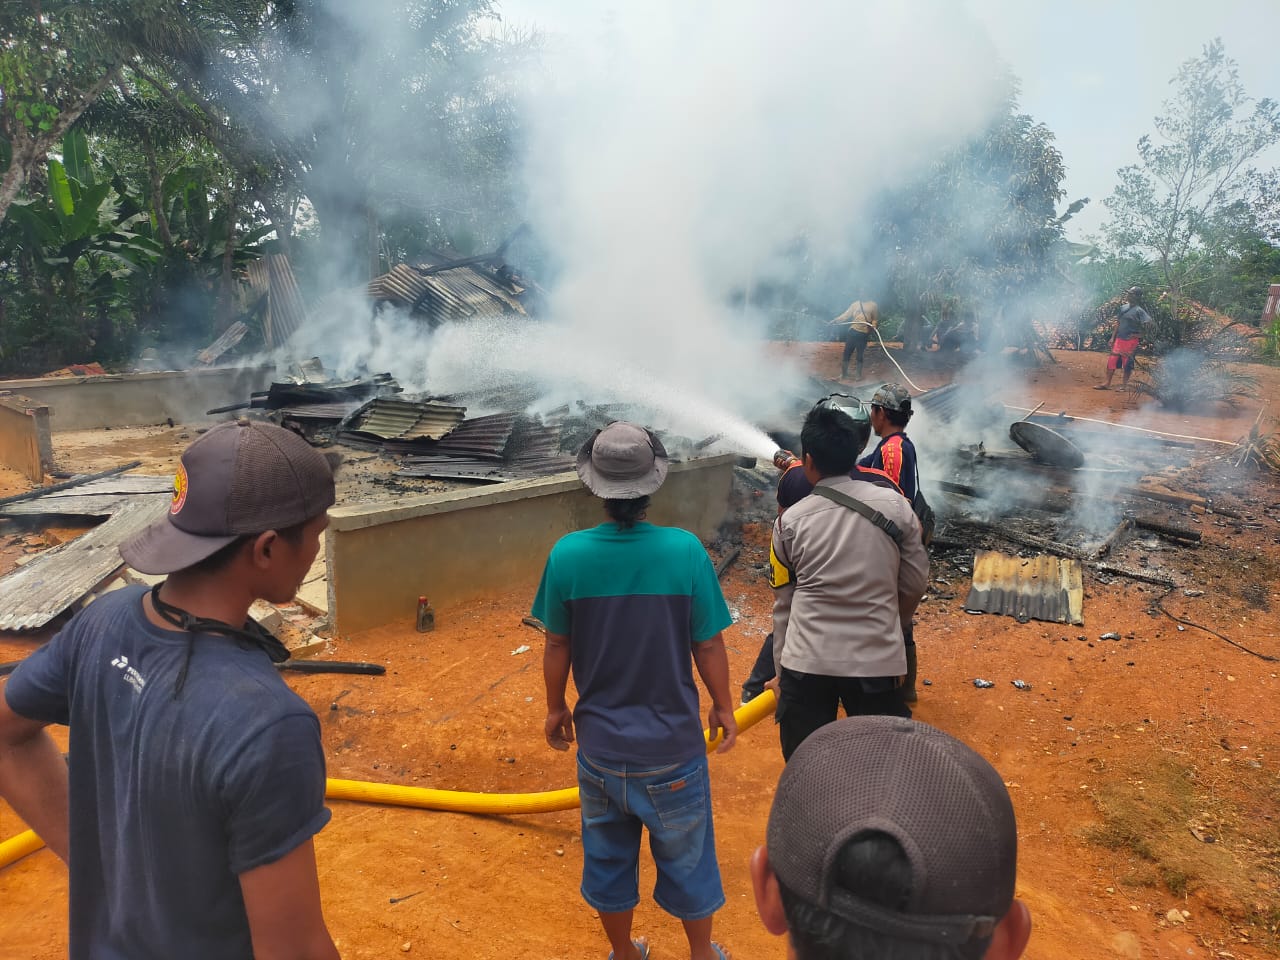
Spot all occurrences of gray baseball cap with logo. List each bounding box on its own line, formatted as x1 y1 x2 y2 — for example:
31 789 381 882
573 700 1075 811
120 419 335 574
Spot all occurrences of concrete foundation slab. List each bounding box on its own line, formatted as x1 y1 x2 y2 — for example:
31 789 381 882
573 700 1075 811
326 455 737 636
0 365 274 431
0 394 52 484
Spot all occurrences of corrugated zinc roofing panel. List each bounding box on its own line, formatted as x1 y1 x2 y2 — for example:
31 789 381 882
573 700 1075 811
964 549 1084 625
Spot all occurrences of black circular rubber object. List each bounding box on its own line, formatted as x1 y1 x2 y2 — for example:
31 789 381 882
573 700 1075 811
1009 420 1085 469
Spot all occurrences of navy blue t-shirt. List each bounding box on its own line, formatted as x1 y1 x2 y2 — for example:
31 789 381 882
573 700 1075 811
859 433 919 503
531 522 733 766
4 586 330 960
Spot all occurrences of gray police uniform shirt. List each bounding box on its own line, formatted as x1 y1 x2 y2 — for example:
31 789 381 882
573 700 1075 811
1116 304 1151 340
4 585 330 960
769 475 930 679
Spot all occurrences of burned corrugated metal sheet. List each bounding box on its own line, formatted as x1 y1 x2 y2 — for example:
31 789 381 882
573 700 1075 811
508 416 565 464
273 402 363 420
388 412 516 460
368 262 525 326
246 254 307 347
965 549 1084 625
914 383 1007 429
342 397 467 442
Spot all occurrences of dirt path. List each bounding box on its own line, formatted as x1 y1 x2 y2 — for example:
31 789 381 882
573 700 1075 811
1 346 1278 959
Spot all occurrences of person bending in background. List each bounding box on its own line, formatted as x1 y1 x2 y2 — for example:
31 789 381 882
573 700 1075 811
769 404 929 760
0 420 340 960
1096 286 1152 390
534 421 737 960
751 715 1032 960
833 299 879 380
741 398 901 705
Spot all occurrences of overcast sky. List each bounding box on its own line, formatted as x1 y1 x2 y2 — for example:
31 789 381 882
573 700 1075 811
497 0 1279 241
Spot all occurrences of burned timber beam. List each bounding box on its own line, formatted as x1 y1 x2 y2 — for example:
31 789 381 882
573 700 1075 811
1090 519 1132 560
1131 517 1202 543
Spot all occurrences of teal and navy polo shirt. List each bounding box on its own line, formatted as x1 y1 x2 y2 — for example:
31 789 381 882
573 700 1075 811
532 521 733 766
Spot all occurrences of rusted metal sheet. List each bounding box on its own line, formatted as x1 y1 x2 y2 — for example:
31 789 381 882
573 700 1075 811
0 497 170 630
965 549 1084 625
272 402 363 420
343 397 467 441
246 254 307 347
367 262 525 326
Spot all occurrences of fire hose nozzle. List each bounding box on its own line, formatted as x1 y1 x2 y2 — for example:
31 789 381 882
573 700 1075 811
772 449 800 471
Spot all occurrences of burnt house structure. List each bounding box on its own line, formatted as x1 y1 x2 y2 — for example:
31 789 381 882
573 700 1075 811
367 253 530 328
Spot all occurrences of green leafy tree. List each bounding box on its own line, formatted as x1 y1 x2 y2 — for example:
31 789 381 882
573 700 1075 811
1 129 163 365
138 0 530 285
0 5 123 225
1103 39 1280 344
874 85 1079 356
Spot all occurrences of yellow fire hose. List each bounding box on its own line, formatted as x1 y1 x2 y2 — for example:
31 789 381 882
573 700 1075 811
0 690 778 870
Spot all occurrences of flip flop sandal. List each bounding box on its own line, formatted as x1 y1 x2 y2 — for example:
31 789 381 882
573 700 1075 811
607 937 650 960
710 944 731 960
1092 384 1110 390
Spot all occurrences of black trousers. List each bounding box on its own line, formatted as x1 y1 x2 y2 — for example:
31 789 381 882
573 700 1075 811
742 633 776 700
841 331 870 370
777 667 911 760
744 629 914 701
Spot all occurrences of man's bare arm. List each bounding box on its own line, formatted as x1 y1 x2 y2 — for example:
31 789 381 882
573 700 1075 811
692 633 737 752
543 631 575 750
240 838 340 960
0 684 70 863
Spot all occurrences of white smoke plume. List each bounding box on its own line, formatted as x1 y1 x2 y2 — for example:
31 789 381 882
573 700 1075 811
499 1 1011 456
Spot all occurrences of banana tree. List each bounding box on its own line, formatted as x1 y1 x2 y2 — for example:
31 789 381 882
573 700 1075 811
5 129 163 358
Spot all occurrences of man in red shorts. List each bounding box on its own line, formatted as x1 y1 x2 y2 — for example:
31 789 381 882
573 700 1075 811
1096 286 1151 390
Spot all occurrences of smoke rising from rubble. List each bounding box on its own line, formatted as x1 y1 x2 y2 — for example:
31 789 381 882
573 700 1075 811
492 0 1009 452
273 0 1188 503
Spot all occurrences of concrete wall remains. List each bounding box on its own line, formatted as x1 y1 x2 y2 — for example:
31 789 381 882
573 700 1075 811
0 365 275 431
327 455 738 636
0 394 53 483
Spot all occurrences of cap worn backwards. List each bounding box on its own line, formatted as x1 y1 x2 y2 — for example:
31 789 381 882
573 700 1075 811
870 383 912 413
766 716 1017 947
119 419 336 575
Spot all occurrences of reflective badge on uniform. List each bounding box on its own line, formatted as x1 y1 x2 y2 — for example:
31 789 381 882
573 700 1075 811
769 540 792 589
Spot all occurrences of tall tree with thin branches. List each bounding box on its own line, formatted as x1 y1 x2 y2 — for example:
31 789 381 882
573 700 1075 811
1103 39 1280 343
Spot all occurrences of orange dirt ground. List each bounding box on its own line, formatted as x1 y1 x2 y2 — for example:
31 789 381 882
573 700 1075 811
1 345 1279 960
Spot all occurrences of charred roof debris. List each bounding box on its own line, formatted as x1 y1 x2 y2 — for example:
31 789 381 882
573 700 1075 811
910 386 1253 624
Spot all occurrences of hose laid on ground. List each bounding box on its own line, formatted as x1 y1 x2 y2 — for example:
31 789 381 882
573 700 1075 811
326 689 778 812
0 690 779 869
0 828 44 868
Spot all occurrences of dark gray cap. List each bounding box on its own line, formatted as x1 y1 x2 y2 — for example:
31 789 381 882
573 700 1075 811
120 419 335 574
575 421 669 499
871 383 912 413
767 716 1017 946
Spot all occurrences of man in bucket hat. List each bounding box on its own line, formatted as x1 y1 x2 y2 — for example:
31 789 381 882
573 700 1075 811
751 716 1032 960
533 420 738 960
0 419 340 960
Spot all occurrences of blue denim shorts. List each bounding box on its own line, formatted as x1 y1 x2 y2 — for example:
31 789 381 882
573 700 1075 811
576 751 724 920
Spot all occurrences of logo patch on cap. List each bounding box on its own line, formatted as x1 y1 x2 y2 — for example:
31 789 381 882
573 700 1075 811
171 463 189 515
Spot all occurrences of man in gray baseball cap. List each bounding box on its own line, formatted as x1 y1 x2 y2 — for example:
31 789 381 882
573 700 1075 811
534 420 738 960
751 715 1031 960
0 419 340 959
